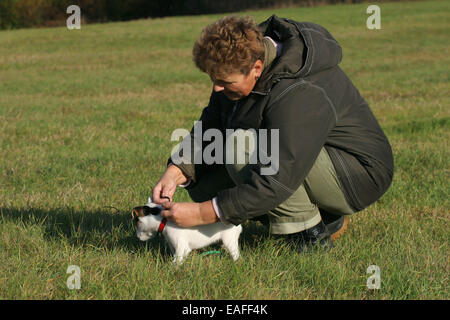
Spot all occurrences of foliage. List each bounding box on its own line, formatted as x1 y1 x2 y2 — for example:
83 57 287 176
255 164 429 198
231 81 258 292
0 0 406 30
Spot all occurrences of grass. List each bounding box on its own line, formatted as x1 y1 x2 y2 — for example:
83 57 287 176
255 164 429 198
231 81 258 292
0 0 449 299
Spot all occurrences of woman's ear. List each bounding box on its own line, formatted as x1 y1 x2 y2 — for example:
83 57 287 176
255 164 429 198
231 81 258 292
253 59 263 79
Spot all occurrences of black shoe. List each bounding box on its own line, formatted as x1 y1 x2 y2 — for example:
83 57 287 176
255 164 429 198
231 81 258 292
320 210 349 241
280 220 334 253
250 214 270 227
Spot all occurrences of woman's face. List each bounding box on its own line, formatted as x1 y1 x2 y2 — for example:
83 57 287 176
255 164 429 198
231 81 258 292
211 60 263 101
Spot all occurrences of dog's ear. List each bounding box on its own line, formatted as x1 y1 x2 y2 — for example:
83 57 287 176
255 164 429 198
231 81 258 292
131 207 141 221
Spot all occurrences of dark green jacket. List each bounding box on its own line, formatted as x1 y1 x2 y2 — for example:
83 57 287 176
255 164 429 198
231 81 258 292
172 15 394 225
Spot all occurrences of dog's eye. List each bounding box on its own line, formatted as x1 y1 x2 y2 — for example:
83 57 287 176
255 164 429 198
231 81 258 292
150 207 161 215
144 206 161 215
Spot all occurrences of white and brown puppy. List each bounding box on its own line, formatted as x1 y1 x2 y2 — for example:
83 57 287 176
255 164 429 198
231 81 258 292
131 199 242 264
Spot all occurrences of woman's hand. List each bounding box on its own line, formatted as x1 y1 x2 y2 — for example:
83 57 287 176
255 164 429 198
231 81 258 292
161 201 218 228
152 165 188 204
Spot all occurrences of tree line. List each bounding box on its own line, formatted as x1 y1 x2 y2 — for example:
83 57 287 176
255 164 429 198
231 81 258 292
0 0 397 30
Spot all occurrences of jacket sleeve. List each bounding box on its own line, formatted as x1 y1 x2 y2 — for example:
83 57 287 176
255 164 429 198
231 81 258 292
216 82 337 225
167 92 222 184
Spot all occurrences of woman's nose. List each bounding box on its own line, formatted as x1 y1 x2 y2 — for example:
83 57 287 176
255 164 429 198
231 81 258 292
213 84 224 92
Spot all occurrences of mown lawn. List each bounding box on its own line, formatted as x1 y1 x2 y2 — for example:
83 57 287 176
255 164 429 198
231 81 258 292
0 0 448 299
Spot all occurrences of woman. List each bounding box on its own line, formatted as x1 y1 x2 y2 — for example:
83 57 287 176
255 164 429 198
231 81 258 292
151 15 394 251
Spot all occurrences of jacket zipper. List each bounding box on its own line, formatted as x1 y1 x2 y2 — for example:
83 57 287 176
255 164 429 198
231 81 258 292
227 101 239 128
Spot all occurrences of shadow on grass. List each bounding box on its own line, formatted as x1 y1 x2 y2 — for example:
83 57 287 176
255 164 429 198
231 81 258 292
0 206 270 258
0 206 147 251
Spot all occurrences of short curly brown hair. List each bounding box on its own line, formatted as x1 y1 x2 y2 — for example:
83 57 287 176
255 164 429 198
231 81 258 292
193 16 264 80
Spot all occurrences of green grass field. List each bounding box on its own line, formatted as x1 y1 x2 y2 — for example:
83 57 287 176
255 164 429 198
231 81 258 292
0 0 448 299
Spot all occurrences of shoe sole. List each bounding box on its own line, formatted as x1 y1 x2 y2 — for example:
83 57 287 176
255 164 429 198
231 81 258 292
330 216 349 241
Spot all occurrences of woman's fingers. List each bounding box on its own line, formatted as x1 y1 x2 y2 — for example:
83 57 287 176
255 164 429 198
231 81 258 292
152 179 175 204
152 183 162 203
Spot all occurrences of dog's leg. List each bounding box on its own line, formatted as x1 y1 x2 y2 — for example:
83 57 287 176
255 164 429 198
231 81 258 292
173 245 192 265
222 236 240 261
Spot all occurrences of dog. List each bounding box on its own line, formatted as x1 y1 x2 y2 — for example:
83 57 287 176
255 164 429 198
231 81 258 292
131 198 242 264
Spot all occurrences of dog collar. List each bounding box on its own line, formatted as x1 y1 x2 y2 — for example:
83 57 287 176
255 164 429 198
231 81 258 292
158 218 167 234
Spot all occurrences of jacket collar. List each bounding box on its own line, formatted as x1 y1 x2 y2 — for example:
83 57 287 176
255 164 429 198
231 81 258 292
252 15 305 95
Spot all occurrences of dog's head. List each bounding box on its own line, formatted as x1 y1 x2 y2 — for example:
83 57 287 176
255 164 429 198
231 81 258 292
131 203 163 241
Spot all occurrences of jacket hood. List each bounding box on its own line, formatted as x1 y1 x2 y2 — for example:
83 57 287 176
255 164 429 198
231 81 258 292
253 15 343 94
